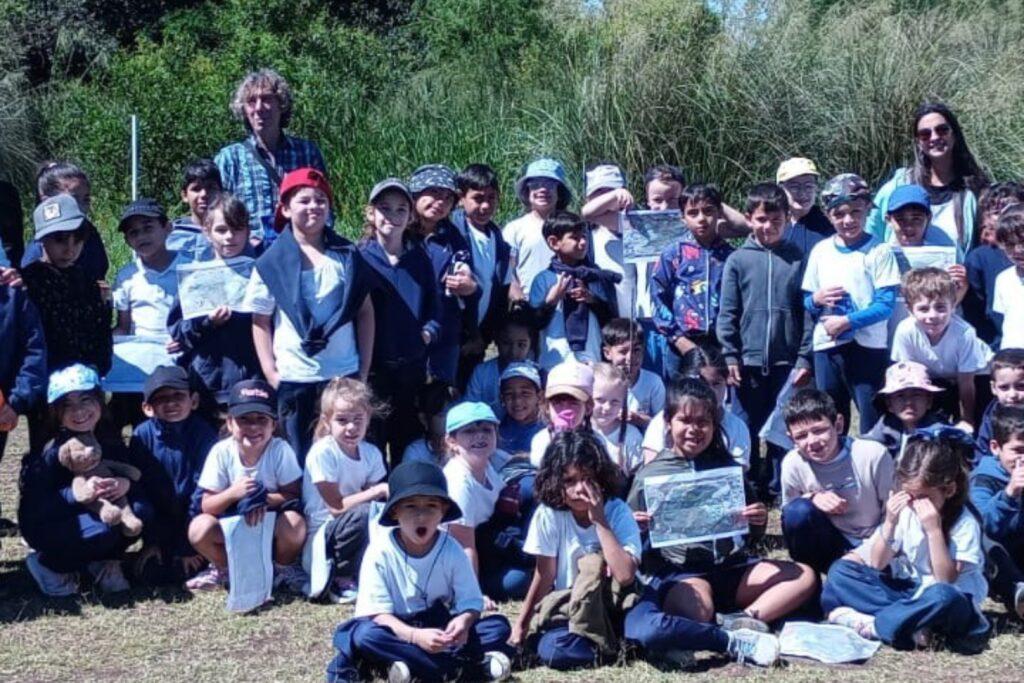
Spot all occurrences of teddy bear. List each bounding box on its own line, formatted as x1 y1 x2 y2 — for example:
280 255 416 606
58 434 144 537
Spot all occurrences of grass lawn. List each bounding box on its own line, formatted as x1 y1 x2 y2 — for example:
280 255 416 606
2 423 1023 681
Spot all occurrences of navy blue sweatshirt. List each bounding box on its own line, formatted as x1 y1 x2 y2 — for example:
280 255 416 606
419 218 473 348
448 208 512 343
784 205 834 260
964 244 1012 347
0 284 47 415
970 454 1023 545
974 399 999 465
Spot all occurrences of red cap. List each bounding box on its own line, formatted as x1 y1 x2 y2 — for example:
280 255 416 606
274 167 334 231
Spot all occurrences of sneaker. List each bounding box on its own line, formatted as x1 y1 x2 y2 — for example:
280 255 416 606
484 651 512 681
185 564 228 591
387 661 411 683
658 648 695 669
327 577 358 605
911 627 933 649
1014 582 1024 620
717 611 770 633
727 629 780 667
273 563 308 594
0 517 18 537
87 560 130 593
828 606 878 640
25 552 79 597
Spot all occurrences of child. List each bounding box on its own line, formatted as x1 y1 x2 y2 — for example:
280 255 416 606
717 182 812 500
168 158 223 254
185 380 306 592
359 177 440 462
581 163 634 316
529 360 594 468
891 267 993 426
970 404 1024 619
964 182 1023 347
465 311 533 418
601 318 665 430
403 381 457 466
650 183 734 379
624 378 816 668
498 362 544 456
325 460 512 683
780 388 894 574
168 193 263 415
975 348 1024 464
511 430 640 669
302 378 388 603
245 168 374 462
0 271 46 475
776 157 833 258
449 164 512 388
824 432 989 649
130 366 219 583
803 174 901 432
863 362 949 462
19 365 145 595
22 195 112 378
591 363 643 474
993 203 1024 350
529 211 618 370
503 158 573 301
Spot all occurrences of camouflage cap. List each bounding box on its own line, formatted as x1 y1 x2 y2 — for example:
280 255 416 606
820 173 872 210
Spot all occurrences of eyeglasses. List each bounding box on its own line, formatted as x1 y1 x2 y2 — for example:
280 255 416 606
782 181 817 194
915 124 952 142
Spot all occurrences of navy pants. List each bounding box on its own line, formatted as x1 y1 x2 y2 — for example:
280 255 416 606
31 500 153 574
534 626 600 670
986 539 1024 613
736 364 792 499
277 380 328 467
822 559 987 648
327 603 512 683
324 506 370 579
781 497 853 575
369 361 426 468
813 342 887 434
624 581 731 657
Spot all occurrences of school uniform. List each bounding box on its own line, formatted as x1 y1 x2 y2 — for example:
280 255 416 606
327 529 512 683
112 253 184 338
419 218 473 385
642 409 751 470
628 369 665 418
498 417 542 456
196 436 302 503
465 358 504 418
862 411 948 463
22 218 110 281
970 455 1024 612
243 227 372 464
784 205 834 259
0 284 47 459
992 265 1024 350
963 244 1012 347
822 508 989 649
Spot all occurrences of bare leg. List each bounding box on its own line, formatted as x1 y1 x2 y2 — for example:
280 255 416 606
273 510 306 565
735 560 818 623
663 577 716 623
187 514 227 568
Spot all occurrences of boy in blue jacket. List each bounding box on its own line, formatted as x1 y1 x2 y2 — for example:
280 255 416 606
970 404 1024 619
130 366 219 583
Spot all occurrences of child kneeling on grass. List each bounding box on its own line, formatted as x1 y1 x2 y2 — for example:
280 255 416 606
326 461 513 683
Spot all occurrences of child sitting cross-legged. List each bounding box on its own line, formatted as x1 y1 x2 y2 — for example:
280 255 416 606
780 388 894 575
862 361 950 463
325 461 513 683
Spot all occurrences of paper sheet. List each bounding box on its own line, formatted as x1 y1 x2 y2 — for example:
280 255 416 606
221 511 277 613
779 621 881 664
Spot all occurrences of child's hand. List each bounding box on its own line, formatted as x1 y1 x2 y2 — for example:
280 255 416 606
244 505 266 527
1007 459 1024 498
741 502 768 526
229 475 258 501
0 267 23 287
106 477 131 501
444 269 476 296
0 404 19 431
952 420 974 434
412 627 449 653
567 281 594 304
443 613 473 647
612 189 635 211
792 367 812 386
813 285 846 308
209 305 232 327
947 264 968 299
165 339 183 354
545 274 572 306
509 621 526 647
580 480 606 525
910 496 942 534
811 490 849 515
885 490 911 527
632 510 652 532
727 365 742 387
821 315 851 339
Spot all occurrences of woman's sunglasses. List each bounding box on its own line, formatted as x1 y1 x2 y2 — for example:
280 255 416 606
916 124 952 142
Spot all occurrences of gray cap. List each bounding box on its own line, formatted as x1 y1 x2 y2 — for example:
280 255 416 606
369 177 413 205
33 194 85 240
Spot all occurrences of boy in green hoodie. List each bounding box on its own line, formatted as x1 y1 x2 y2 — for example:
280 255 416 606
716 183 813 502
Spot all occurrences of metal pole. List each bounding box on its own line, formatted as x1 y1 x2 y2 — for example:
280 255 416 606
130 115 139 200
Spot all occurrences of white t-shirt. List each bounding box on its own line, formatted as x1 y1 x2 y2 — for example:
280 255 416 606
355 529 484 618
593 421 643 473
464 358 503 418
467 222 498 322
629 369 666 417
802 235 901 350
643 409 751 470
503 213 549 296
890 315 993 379
869 507 987 610
591 225 629 317
196 436 302 493
243 254 359 382
529 428 552 468
993 266 1024 350
443 457 502 528
524 499 641 590
302 438 387 534
112 253 184 338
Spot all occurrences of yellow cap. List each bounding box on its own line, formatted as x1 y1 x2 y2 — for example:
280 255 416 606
776 157 820 183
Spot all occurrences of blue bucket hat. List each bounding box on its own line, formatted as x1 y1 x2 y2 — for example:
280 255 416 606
499 361 542 390
515 158 572 206
445 401 499 434
886 184 931 215
408 164 458 195
48 364 101 404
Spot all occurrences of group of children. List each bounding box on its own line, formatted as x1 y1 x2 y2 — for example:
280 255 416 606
1 148 1024 681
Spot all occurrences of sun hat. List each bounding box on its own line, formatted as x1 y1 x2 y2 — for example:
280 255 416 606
876 361 945 401
545 361 594 402
378 460 462 527
515 158 572 206
47 364 101 404
776 158 820 184
445 401 499 434
274 167 334 230
585 164 626 198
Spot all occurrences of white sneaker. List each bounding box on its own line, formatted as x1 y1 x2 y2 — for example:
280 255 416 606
484 651 512 681
828 606 878 640
717 611 770 633
25 552 79 597
273 563 308 594
88 560 130 593
387 661 411 683
727 629 780 667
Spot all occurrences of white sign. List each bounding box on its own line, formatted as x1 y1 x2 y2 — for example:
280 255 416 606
177 256 254 320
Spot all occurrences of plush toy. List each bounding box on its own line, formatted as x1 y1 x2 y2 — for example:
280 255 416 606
58 434 144 537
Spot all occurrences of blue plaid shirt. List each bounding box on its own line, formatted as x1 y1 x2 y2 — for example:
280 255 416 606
214 133 327 245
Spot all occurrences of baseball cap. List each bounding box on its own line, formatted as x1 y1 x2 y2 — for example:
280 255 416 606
274 167 334 230
408 164 458 195
369 177 413 205
47 364 101 404
886 184 931 215
500 361 542 390
585 164 626 198
228 379 277 418
118 198 167 232
445 401 500 434
776 158 820 184
143 366 191 403
821 173 872 210
33 195 85 241
545 361 594 402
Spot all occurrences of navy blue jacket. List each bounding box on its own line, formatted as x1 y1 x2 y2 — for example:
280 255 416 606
0 284 47 414
974 400 998 465
784 205 834 260
970 454 1023 544
360 238 441 368
22 218 110 281
420 218 473 347
964 244 1012 347
449 208 512 343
